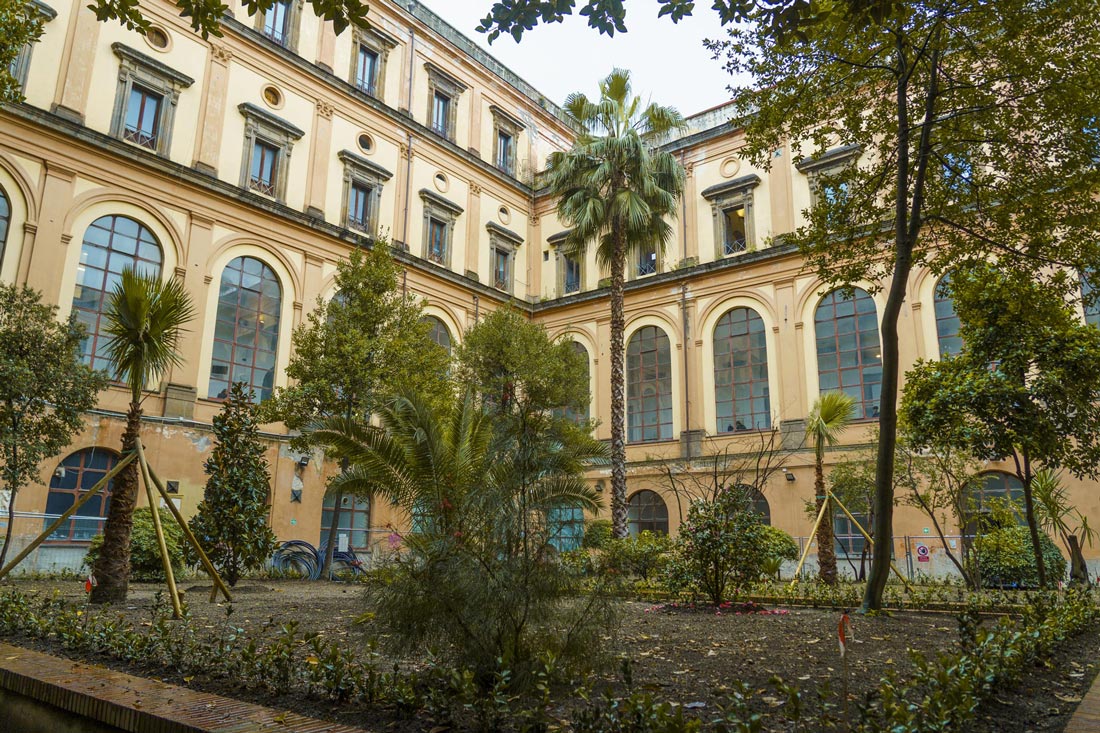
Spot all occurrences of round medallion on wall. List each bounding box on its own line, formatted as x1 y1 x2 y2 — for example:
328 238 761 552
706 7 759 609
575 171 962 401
498 205 511 225
720 157 741 179
262 84 284 110
356 132 375 155
144 25 171 52
433 171 449 193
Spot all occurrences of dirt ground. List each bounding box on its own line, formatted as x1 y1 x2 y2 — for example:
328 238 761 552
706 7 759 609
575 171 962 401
1 579 1096 731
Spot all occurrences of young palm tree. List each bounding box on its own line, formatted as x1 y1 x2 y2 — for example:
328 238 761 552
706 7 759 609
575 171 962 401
90 269 195 604
806 391 856 586
313 390 605 682
543 68 685 538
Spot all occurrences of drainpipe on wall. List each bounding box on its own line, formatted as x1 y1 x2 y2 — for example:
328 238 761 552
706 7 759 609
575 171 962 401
473 294 480 323
400 21 416 248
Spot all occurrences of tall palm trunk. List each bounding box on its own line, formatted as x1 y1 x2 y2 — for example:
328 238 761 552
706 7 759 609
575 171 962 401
609 230 628 539
90 401 141 603
814 447 838 585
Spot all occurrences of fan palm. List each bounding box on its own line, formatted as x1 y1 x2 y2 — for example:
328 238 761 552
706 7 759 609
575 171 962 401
90 269 195 604
806 391 856 586
543 68 685 538
312 390 606 681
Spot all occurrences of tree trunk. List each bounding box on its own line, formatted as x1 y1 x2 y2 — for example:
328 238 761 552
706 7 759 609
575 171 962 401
1068 534 1089 586
90 402 142 604
0 488 15 570
814 452 838 585
609 231 628 539
1020 462 1047 588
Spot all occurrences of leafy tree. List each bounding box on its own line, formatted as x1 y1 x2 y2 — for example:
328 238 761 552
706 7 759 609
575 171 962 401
0 285 106 568
86 0 366 41
903 263 1100 589
188 383 278 586
476 0 904 42
806 391 855 585
91 270 194 604
0 0 44 103
455 306 589 420
85 507 184 582
542 68 685 538
664 485 769 605
712 0 1100 609
263 243 450 577
312 390 608 688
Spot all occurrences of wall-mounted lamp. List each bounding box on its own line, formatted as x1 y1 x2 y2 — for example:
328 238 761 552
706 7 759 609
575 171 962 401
296 455 310 469
783 468 796 483
595 480 605 493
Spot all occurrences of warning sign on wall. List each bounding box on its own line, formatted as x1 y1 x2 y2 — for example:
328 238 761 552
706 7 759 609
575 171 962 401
916 545 930 563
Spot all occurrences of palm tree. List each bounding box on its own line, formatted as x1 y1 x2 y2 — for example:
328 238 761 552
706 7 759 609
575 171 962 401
90 269 195 604
806 391 856 586
543 68 685 538
312 390 605 681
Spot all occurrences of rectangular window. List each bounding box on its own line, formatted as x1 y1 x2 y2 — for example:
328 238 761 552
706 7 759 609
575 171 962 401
722 205 747 255
636 247 657 277
427 218 447 264
347 181 372 232
263 0 291 45
492 247 511 291
122 85 162 149
249 140 279 196
431 91 450 136
563 254 581 294
496 131 514 174
355 46 378 95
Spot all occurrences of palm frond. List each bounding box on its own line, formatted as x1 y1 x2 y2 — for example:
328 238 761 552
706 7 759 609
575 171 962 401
806 391 856 449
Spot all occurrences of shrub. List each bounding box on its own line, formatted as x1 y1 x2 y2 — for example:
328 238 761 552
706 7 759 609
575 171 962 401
605 531 673 581
759 525 799 563
581 519 614 549
664 487 768 605
84 507 185 582
973 525 1066 588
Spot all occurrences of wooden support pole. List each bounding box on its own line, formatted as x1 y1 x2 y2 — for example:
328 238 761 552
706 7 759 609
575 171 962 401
791 493 831 586
0 452 137 582
135 442 182 619
832 493 913 591
139 446 233 604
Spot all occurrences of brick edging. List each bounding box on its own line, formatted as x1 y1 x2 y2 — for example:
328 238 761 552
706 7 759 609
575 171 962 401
0 642 368 733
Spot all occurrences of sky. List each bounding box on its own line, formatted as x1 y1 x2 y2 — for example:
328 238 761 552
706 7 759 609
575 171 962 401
419 1 739 117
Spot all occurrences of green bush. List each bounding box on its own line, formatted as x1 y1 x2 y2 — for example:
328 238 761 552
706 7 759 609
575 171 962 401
581 519 614 549
664 487 769 605
605 531 673 581
973 525 1066 588
84 507 185 582
759 525 799 563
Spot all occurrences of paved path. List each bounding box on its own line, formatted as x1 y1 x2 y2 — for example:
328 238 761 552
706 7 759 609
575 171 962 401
1067 668 1100 732
0 642 369 733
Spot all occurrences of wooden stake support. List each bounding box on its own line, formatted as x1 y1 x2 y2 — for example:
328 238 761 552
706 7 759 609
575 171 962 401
0 452 137 582
136 440 182 618
790 488 913 592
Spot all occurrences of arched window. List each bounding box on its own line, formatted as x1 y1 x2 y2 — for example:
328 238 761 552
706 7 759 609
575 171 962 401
815 288 882 419
713 307 770 432
0 186 10 267
627 490 669 536
568 341 590 422
548 503 585 551
934 275 962 357
321 494 370 551
73 215 163 373
737 484 771 525
209 256 282 402
423 315 452 355
1082 270 1099 328
45 449 118 543
973 471 1024 512
627 325 673 442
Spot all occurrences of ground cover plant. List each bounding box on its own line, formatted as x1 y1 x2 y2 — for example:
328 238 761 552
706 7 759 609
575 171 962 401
0 579 1096 732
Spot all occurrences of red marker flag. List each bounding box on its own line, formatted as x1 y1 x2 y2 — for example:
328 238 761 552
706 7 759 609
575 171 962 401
838 612 852 658
84 575 97 593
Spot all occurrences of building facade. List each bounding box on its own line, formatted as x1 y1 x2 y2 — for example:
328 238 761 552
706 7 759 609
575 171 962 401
2 0 1098 575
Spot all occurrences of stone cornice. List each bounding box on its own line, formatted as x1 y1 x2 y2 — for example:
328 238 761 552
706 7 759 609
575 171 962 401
700 174 762 201
486 220 523 245
112 43 195 87
337 149 393 181
418 188 464 216
237 102 304 139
